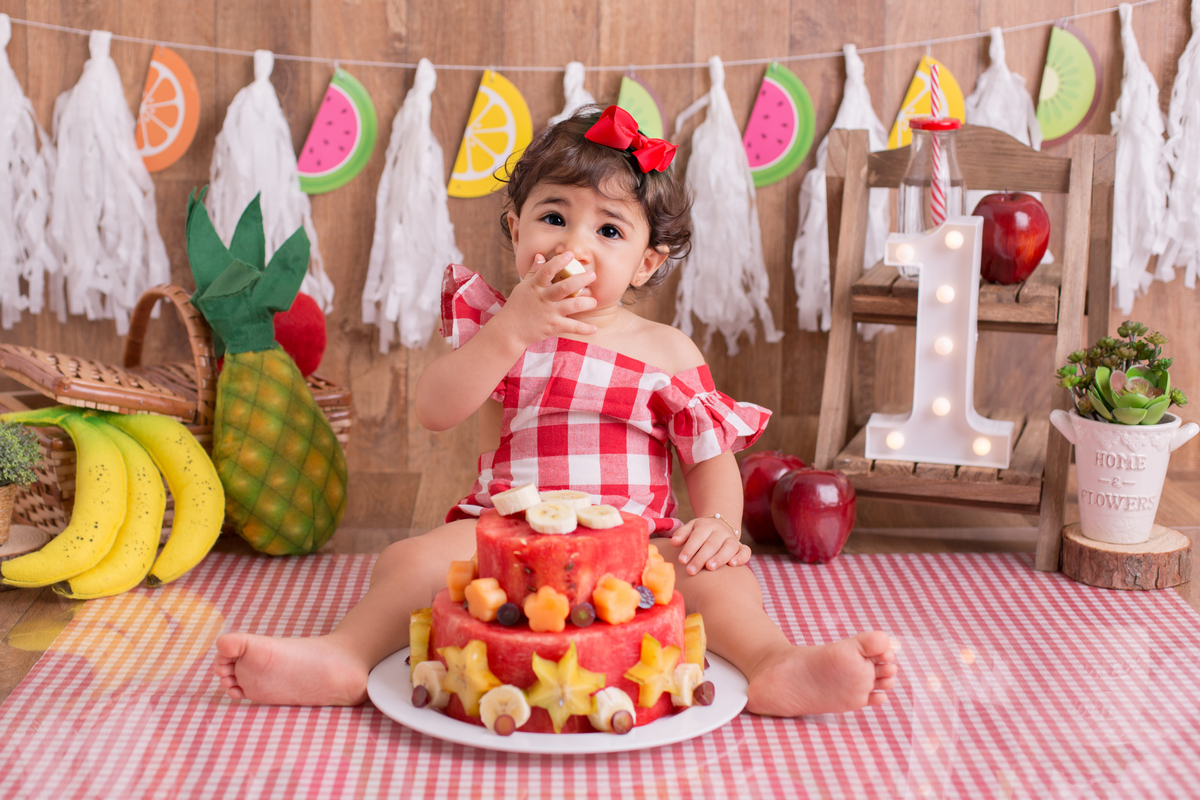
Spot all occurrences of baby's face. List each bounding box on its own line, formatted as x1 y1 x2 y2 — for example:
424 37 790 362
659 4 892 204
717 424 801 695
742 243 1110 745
508 180 666 307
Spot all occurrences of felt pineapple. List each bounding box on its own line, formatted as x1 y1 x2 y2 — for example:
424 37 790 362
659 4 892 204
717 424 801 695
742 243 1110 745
186 188 347 555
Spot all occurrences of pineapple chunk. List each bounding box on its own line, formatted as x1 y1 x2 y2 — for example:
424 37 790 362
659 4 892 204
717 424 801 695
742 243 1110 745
641 557 675 605
522 585 571 633
683 613 707 668
439 640 502 717
526 641 606 733
624 634 681 708
592 574 639 625
465 577 507 622
447 560 477 602
409 607 433 666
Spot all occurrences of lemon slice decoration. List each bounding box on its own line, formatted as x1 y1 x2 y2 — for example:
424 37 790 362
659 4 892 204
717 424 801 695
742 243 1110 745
887 55 965 149
448 70 533 198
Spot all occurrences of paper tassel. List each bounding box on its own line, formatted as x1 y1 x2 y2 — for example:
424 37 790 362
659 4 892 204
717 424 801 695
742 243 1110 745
0 14 54 330
48 30 169 336
1110 3 1169 314
1159 0 1200 289
547 61 594 127
672 56 782 355
362 58 462 352
791 44 891 340
965 27 1053 264
208 50 333 312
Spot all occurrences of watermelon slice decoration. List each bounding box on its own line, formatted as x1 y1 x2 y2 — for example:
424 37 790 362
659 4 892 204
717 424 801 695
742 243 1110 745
743 62 815 188
298 68 378 194
616 75 665 141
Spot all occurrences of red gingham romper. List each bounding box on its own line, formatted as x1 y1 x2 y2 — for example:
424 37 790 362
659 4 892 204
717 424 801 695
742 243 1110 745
440 265 771 535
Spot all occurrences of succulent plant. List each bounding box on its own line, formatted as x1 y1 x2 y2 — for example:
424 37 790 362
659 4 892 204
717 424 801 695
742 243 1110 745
1056 321 1188 425
0 420 41 486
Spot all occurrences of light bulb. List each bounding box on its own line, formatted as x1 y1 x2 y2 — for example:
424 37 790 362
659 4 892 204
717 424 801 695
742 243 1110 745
886 431 905 450
932 397 950 416
934 336 954 355
944 230 964 249
936 285 955 303
895 243 916 263
973 437 992 456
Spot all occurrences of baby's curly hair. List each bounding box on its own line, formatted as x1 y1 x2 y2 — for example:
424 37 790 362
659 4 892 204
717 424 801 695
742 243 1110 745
500 105 692 289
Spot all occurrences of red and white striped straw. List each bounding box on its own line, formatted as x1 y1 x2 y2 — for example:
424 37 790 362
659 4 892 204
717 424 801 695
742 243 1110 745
929 61 946 227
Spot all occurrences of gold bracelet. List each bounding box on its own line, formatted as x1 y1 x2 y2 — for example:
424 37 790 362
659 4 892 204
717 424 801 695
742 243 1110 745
701 513 740 540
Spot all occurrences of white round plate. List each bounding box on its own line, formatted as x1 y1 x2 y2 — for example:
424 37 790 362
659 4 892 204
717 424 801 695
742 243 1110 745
367 647 748 755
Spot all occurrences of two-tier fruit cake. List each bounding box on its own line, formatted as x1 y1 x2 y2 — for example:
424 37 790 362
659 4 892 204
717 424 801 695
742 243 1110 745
407 485 713 735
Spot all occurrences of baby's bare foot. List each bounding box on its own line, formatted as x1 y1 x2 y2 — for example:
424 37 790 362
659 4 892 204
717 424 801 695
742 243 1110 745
213 633 370 706
745 631 897 717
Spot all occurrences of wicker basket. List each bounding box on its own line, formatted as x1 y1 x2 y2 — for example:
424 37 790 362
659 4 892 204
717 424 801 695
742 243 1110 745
0 284 352 536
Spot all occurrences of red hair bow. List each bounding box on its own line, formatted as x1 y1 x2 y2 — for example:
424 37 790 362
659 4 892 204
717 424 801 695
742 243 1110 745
584 106 677 173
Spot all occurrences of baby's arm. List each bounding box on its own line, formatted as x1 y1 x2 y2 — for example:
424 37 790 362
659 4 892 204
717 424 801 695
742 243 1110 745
670 451 753 573
415 253 596 431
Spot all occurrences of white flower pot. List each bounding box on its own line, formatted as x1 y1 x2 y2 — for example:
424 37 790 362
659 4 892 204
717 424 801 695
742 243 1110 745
1050 409 1199 544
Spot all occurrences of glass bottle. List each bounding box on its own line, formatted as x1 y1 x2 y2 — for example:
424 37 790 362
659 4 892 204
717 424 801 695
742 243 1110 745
896 117 965 278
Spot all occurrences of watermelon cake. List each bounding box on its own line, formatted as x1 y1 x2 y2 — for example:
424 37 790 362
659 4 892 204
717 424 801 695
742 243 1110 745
298 68 377 194
409 486 712 736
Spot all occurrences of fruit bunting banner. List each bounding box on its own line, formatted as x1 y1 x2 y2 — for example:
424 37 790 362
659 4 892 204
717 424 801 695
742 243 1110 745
50 29 169 337
0 13 54 332
1110 2 1170 314
136 46 200 173
743 62 815 188
672 56 782 356
207 50 334 314
1037 23 1103 148
547 61 595 128
448 70 532 198
1159 0 1200 290
888 55 966 149
298 68 378 195
616 75 666 141
363 58 463 352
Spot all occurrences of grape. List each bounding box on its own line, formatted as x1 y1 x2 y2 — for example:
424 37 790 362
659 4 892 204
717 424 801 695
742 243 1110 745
411 685 431 708
497 602 521 627
493 714 517 736
570 602 596 627
694 681 715 706
636 585 654 609
611 709 634 734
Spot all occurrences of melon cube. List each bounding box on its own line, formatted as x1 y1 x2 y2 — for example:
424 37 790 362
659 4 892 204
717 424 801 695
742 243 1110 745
641 557 675 605
523 585 571 633
464 577 507 622
593 574 640 625
447 560 477 602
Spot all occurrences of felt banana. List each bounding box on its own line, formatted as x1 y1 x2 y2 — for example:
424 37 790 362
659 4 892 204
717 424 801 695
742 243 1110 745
0 408 126 588
55 419 167 599
588 686 636 733
103 412 224 587
492 484 541 516
479 684 532 733
526 501 577 534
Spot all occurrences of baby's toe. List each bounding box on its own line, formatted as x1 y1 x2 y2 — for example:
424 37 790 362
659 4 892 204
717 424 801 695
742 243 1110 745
875 676 896 692
876 662 898 679
867 690 889 706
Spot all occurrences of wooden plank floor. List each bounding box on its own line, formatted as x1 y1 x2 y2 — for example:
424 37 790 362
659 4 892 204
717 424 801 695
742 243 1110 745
2 471 1198 706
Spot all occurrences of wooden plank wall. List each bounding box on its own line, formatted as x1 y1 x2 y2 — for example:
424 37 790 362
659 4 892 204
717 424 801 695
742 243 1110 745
0 0 1193 531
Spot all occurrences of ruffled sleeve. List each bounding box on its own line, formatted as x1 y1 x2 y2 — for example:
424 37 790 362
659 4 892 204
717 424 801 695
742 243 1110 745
653 366 771 464
439 264 507 349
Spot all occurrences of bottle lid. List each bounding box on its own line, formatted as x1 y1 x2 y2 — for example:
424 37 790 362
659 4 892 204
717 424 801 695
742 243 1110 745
908 116 962 131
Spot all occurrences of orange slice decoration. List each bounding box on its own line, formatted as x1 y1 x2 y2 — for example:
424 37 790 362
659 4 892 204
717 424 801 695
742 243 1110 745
136 46 201 173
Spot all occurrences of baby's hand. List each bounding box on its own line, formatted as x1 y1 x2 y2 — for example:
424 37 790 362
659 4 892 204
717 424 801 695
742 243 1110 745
669 516 752 575
500 252 597 346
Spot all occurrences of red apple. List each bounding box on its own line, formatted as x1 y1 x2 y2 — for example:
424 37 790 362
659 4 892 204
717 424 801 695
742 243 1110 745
770 469 856 563
739 450 806 544
972 192 1050 285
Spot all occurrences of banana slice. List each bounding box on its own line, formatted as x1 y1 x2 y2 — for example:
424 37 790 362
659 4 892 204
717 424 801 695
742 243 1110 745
539 490 592 510
526 501 578 534
588 686 636 733
670 663 704 707
576 504 623 530
479 684 532 732
493 484 542 516
552 258 586 297
411 660 451 709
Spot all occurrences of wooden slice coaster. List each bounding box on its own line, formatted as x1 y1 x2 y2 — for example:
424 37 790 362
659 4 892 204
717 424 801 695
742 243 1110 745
0 524 53 592
1061 523 1191 590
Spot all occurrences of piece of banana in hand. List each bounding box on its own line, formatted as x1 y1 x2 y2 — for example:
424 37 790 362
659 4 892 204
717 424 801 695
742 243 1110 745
410 660 451 709
539 489 592 510
526 500 578 534
576 504 622 530
479 684 531 734
588 686 636 734
492 484 542 516
551 258 586 296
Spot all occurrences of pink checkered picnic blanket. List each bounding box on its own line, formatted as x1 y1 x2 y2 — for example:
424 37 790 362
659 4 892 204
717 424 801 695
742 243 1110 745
2 552 1199 799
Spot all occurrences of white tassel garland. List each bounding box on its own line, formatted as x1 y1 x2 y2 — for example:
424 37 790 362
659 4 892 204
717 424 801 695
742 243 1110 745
791 44 891 340
547 62 594 127
0 14 54 330
1159 0 1200 289
673 56 782 355
48 30 169 336
1110 3 1169 313
208 50 333 312
362 58 462 352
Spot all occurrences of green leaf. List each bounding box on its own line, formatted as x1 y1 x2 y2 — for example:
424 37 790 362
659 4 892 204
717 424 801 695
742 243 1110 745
228 194 267 273
1141 396 1171 425
1094 366 1116 408
1112 406 1148 424
185 187 234 300
1088 385 1113 420
256 225 310 313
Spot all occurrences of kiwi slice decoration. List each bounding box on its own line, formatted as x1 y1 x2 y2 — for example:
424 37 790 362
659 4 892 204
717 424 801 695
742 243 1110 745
1036 22 1103 148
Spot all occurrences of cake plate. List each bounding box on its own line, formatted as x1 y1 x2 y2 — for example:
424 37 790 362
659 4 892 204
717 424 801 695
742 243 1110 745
367 647 748 755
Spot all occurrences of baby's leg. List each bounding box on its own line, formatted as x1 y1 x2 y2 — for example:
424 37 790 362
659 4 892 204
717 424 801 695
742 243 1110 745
213 518 478 706
654 541 898 717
